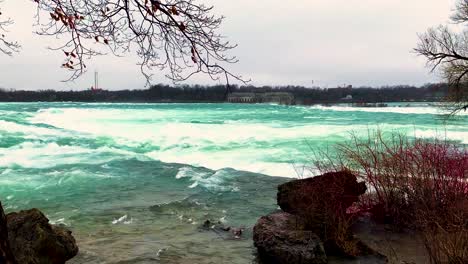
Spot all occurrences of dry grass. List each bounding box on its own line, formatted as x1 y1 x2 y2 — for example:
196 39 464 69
423 225 468 264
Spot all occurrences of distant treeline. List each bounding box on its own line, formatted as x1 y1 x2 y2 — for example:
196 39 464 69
0 83 449 104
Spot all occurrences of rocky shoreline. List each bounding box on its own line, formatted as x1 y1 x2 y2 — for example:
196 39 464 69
253 171 388 264
0 171 428 264
0 202 78 264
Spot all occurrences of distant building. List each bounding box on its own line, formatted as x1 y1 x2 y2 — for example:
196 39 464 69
261 92 295 105
341 95 353 100
227 92 257 103
227 92 295 105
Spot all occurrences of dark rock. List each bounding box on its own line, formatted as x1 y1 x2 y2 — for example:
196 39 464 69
254 171 388 263
276 171 384 260
6 209 78 264
277 171 366 218
253 212 327 264
200 219 245 240
0 202 16 264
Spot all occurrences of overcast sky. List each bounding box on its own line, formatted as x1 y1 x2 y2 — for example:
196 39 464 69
0 0 456 90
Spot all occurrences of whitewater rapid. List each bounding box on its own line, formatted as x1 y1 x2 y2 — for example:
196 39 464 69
0 103 465 178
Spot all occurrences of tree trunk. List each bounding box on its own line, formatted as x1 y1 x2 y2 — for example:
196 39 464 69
0 202 16 264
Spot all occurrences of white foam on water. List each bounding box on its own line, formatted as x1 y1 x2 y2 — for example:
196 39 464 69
153 148 303 178
175 167 241 191
112 215 132 225
309 105 468 115
30 107 361 144
50 218 69 226
3 204 18 210
414 129 468 144
0 141 136 168
188 182 199 189
16 105 467 178
175 167 193 179
28 107 367 177
197 170 236 191
1 169 12 175
0 120 66 138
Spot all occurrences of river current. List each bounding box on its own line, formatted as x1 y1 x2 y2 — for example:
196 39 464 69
0 102 466 263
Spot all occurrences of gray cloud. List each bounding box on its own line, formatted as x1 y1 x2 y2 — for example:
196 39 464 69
0 0 455 90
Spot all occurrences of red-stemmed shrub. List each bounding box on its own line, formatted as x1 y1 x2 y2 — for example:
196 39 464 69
313 130 468 263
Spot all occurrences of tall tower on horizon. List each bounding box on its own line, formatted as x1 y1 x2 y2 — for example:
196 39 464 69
94 71 99 90
91 71 102 91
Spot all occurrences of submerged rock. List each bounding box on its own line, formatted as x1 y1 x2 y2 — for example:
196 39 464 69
6 208 78 264
200 219 246 240
253 212 327 264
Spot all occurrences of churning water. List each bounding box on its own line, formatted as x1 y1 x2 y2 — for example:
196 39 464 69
0 102 466 263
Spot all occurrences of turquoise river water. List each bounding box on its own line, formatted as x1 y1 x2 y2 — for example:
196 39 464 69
0 102 466 263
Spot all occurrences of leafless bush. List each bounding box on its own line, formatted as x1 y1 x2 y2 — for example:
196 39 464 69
313 130 468 262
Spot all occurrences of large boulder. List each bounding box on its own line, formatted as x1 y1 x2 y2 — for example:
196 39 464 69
277 171 366 222
253 212 327 264
6 209 78 264
277 171 374 258
0 202 16 264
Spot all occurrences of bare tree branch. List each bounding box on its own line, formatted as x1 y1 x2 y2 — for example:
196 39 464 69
415 1 468 113
0 0 20 56
2 0 246 86
452 0 468 24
